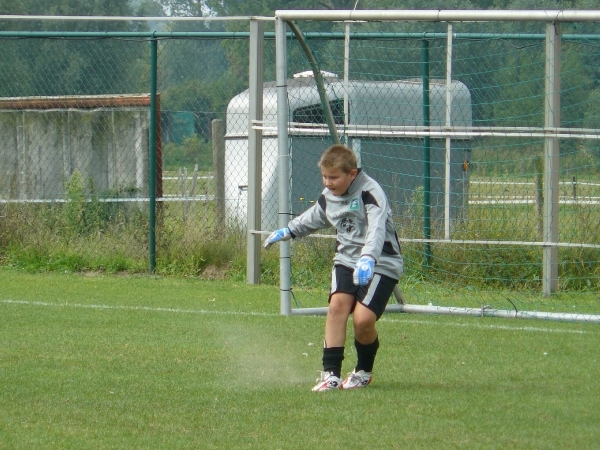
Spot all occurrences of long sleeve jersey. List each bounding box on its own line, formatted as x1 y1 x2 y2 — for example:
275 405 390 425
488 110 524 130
287 169 404 281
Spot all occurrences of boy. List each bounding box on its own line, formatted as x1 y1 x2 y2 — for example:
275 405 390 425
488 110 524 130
264 144 403 391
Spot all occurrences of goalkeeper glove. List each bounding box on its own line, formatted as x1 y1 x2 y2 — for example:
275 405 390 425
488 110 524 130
353 256 375 286
263 227 292 250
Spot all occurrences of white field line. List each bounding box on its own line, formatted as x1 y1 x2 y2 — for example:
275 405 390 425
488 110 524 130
471 180 600 187
470 198 600 205
0 196 215 204
163 176 214 180
0 299 276 317
1 299 590 334
472 195 600 199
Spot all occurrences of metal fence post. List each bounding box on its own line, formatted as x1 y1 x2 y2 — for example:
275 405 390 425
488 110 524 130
148 36 158 274
212 119 226 230
543 22 561 294
276 17 292 315
247 19 264 284
422 38 432 267
444 23 453 240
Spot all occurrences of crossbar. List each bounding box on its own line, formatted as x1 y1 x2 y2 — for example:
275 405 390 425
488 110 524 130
276 10 600 22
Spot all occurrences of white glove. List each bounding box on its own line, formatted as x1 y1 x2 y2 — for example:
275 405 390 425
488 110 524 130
353 256 375 286
264 227 292 250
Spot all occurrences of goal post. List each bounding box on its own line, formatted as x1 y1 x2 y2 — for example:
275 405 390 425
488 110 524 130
271 10 600 322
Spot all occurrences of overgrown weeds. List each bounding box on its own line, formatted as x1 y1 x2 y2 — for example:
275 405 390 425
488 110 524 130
1 171 599 291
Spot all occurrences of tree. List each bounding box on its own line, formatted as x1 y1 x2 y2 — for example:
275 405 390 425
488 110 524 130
159 0 204 17
203 0 361 17
0 0 151 97
136 0 167 17
0 0 137 31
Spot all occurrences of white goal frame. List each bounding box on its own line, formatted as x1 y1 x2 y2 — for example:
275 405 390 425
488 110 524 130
267 10 600 322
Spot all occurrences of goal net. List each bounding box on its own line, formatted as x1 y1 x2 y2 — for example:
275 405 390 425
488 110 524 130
269 10 600 322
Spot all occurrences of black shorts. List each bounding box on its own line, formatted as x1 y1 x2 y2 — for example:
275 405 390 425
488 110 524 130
329 264 398 320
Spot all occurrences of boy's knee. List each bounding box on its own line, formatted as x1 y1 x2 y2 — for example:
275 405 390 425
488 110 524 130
328 294 354 316
328 306 350 325
354 319 375 335
353 307 377 340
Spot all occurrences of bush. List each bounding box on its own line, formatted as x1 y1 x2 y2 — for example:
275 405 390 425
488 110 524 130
163 134 213 172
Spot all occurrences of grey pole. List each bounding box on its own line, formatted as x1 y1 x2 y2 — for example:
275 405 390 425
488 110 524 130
543 22 561 294
422 39 432 268
247 19 264 284
276 17 292 315
275 10 600 23
444 22 453 240
212 119 226 230
148 37 158 274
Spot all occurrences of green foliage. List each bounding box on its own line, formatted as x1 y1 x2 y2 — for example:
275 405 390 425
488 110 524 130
405 185 425 224
0 170 148 273
159 0 203 17
161 78 225 138
0 0 135 21
0 1 147 98
163 134 213 171
64 169 87 234
61 170 140 238
583 88 600 163
289 236 336 289
155 211 245 276
1 183 243 277
2 175 599 292
158 38 237 138
136 0 167 17
1 200 148 274
163 80 213 113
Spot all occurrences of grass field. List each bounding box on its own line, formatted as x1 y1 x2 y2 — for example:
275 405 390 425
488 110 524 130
1 268 599 449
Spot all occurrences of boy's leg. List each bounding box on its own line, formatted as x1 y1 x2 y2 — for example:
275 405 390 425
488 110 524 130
314 265 367 391
322 292 354 378
353 302 378 345
342 274 397 389
324 292 354 347
352 303 379 372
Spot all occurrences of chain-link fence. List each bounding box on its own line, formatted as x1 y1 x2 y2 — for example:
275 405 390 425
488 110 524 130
0 25 276 276
1 14 599 321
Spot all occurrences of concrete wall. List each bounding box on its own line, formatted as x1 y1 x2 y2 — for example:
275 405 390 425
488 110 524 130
0 108 149 200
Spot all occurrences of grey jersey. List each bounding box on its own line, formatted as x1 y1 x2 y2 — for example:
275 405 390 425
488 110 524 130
287 169 404 280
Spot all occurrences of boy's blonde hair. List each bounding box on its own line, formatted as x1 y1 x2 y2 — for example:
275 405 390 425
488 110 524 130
318 144 358 174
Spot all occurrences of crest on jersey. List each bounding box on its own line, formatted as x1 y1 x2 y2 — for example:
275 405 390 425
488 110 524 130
349 198 360 211
340 217 355 233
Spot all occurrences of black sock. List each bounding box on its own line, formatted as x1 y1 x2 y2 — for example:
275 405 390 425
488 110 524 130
355 337 379 373
322 347 344 378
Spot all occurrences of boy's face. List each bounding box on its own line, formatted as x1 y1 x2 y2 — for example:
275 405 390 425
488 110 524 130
321 166 358 196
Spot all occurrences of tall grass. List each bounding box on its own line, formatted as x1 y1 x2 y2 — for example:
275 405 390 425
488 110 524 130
0 200 250 278
1 199 599 291
1 170 599 293
0 171 245 278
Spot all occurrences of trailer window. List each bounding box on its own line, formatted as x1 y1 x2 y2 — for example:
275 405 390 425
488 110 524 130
292 99 345 124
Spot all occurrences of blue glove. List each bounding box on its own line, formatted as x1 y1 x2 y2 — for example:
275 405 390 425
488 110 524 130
264 227 292 250
353 256 375 286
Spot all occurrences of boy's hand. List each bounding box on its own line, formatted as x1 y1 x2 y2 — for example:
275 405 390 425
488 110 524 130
264 228 292 250
353 256 375 286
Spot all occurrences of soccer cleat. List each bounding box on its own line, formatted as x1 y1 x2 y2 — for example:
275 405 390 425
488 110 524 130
341 370 372 389
311 371 342 392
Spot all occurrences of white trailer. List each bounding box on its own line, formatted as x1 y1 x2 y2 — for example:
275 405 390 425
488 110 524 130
225 73 472 230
